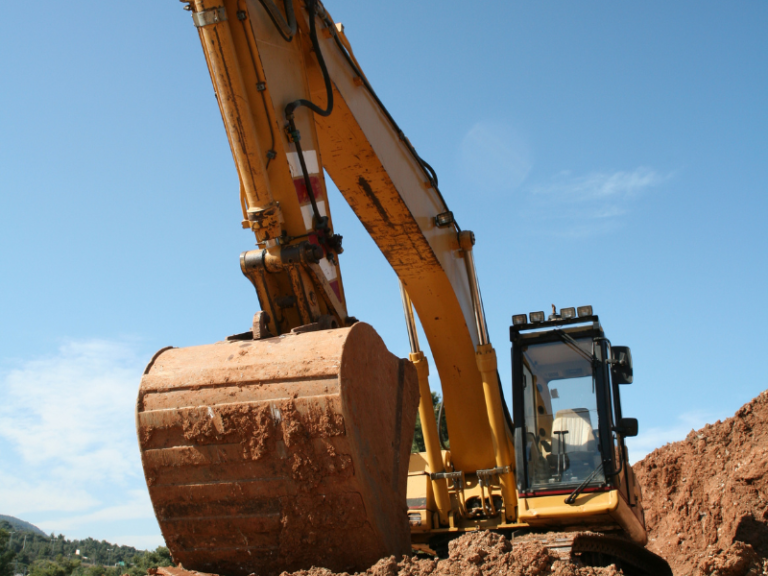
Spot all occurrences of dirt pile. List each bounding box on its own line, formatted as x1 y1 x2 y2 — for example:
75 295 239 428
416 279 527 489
277 531 623 576
633 390 768 576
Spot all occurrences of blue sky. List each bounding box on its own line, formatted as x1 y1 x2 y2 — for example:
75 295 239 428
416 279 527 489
1 0 766 550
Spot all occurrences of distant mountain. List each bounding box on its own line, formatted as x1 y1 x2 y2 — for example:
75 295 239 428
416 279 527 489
0 515 47 537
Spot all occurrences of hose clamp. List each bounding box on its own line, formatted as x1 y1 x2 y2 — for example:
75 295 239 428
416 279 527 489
192 7 227 28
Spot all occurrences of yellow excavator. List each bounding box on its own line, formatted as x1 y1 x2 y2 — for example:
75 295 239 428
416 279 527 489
136 1 671 575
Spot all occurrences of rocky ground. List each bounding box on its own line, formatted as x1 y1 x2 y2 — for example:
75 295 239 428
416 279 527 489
271 531 691 576
278 531 623 576
633 390 768 576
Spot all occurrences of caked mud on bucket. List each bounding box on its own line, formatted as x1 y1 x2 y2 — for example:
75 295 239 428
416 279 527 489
136 322 419 576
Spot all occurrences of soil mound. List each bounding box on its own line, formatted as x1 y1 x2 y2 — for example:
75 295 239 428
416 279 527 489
633 390 768 576
278 531 623 576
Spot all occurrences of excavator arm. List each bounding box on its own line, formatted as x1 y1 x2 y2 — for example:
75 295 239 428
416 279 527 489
200 0 514 480
136 1 516 574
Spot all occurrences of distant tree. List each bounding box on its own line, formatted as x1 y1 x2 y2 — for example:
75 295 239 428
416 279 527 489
3 524 171 576
29 557 79 576
119 546 172 576
56 557 79 575
134 547 172 570
72 565 108 576
0 527 17 576
411 392 450 453
29 560 66 576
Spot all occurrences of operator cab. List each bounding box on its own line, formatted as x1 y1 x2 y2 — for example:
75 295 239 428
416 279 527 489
510 306 637 497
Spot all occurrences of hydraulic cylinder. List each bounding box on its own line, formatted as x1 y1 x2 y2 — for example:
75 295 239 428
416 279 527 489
476 344 517 522
410 351 452 525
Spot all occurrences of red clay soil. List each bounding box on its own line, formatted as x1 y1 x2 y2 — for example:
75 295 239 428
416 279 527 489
633 390 768 576
157 532 622 576
277 530 622 576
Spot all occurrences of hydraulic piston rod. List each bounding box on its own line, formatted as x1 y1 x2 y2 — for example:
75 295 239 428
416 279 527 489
399 282 452 525
191 0 278 243
459 231 517 522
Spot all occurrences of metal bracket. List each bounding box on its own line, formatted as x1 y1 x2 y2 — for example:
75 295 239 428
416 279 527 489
246 202 282 240
431 471 468 518
475 465 512 485
430 470 463 486
475 465 511 518
192 6 227 27
252 311 273 340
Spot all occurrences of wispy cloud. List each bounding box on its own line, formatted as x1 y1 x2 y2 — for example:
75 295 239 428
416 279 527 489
459 121 532 192
0 340 142 483
625 410 713 464
534 167 663 201
0 471 100 515
104 534 166 551
0 340 163 547
524 167 669 237
36 490 156 531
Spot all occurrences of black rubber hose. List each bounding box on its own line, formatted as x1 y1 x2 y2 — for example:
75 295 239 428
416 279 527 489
283 0 334 230
289 127 323 227
285 0 333 118
279 2 456 232
257 0 297 42
419 157 439 188
324 22 456 223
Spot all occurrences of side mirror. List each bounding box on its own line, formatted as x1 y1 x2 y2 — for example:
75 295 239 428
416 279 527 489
616 417 638 438
611 346 633 384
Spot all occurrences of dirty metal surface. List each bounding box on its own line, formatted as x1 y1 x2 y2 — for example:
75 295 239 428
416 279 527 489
572 533 673 576
137 323 419 576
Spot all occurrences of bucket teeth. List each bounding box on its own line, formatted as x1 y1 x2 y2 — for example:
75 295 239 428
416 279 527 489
137 323 419 576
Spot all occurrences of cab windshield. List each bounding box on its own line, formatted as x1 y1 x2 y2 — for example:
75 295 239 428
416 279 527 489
521 338 605 491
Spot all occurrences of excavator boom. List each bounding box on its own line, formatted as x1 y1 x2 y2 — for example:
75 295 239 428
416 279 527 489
138 1 511 574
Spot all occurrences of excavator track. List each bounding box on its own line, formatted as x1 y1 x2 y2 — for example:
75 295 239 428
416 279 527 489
571 533 672 576
512 532 671 576
136 323 419 576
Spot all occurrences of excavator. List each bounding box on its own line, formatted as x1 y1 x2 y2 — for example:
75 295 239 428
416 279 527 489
136 1 671 575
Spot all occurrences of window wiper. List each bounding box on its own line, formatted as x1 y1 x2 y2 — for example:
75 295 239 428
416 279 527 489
564 462 604 505
554 329 595 364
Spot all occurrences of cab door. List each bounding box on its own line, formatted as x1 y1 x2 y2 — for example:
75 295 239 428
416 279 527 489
603 341 643 521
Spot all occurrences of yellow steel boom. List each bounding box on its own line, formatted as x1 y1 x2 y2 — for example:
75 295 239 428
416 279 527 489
189 0 514 491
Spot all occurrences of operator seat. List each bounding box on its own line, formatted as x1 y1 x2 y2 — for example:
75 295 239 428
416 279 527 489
551 408 596 454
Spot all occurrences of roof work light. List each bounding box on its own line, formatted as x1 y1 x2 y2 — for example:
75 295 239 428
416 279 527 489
529 311 545 323
577 305 593 317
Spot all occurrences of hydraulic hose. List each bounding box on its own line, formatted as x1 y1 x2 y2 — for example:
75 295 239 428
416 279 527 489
257 0 297 42
320 13 458 230
284 0 333 232
285 0 333 119
271 0 457 233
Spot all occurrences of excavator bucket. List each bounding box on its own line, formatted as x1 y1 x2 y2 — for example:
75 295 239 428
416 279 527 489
136 322 419 576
